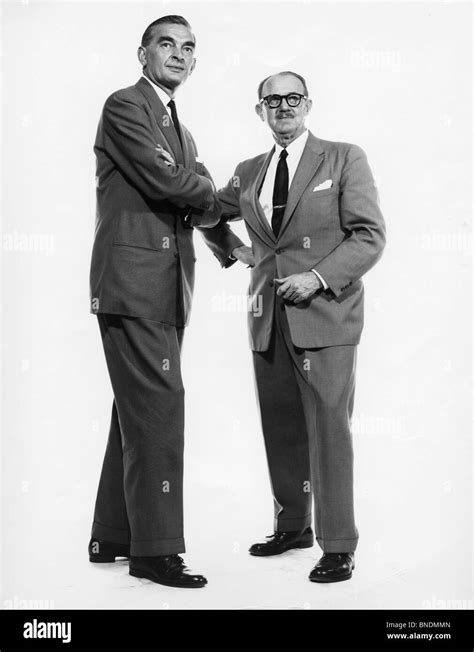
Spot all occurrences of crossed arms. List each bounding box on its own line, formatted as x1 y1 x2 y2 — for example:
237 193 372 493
101 92 216 218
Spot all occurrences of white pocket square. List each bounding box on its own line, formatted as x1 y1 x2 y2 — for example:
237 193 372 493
313 179 333 192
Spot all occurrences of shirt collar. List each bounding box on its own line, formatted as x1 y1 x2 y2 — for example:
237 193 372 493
274 129 309 159
141 74 174 108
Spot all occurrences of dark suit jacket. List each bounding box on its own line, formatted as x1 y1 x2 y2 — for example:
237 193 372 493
213 132 386 350
90 77 238 326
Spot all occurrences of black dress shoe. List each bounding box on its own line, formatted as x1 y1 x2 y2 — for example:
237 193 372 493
88 538 130 563
309 552 355 583
249 527 314 556
129 555 207 588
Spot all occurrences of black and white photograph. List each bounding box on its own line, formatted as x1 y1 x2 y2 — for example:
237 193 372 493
1 0 472 648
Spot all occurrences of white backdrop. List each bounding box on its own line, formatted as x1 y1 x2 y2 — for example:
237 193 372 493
2 0 472 610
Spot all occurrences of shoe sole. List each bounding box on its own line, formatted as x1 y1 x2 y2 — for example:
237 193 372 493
249 539 314 557
129 568 207 588
309 572 353 583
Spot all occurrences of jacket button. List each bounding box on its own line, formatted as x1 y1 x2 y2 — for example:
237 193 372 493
174 253 179 258
275 248 283 254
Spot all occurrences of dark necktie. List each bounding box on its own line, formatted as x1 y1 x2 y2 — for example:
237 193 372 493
167 99 183 148
271 149 288 237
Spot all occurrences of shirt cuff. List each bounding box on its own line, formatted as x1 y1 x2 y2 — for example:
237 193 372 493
311 268 328 290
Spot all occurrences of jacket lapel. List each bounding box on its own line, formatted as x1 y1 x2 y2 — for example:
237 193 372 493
278 132 325 239
248 148 277 245
134 77 185 166
181 127 193 169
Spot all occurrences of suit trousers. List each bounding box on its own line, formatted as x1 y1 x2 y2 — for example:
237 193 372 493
91 314 186 556
253 297 359 553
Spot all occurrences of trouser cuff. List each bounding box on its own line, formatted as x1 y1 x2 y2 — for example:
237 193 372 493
92 521 130 545
130 537 185 556
316 536 358 553
275 514 312 532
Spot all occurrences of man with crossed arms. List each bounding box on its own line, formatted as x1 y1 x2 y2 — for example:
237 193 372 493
205 71 386 582
89 15 239 588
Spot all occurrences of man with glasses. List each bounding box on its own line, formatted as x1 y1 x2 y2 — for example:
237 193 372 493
209 71 386 582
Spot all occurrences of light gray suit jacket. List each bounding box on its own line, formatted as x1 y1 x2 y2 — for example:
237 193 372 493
208 131 386 351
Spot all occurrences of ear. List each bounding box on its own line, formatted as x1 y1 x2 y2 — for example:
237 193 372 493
304 98 313 115
189 58 197 76
137 46 146 67
255 103 265 122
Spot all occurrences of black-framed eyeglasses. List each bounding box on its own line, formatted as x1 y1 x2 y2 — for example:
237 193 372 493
260 93 307 109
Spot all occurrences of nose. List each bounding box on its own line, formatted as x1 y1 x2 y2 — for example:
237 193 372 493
278 97 293 111
170 49 185 63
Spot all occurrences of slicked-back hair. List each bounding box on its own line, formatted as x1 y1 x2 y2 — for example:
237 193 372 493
257 71 309 100
141 15 193 47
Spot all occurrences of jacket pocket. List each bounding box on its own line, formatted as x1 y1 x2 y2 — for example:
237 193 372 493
112 243 163 252
311 185 340 198
113 211 170 250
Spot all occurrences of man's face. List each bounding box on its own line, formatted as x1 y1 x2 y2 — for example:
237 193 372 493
255 73 312 140
138 23 196 92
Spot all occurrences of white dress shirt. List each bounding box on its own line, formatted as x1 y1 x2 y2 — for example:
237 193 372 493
258 129 327 289
259 129 309 220
141 75 173 115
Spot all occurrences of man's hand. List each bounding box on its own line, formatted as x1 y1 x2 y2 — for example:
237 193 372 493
155 145 213 213
155 145 175 166
275 272 321 304
232 245 255 268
